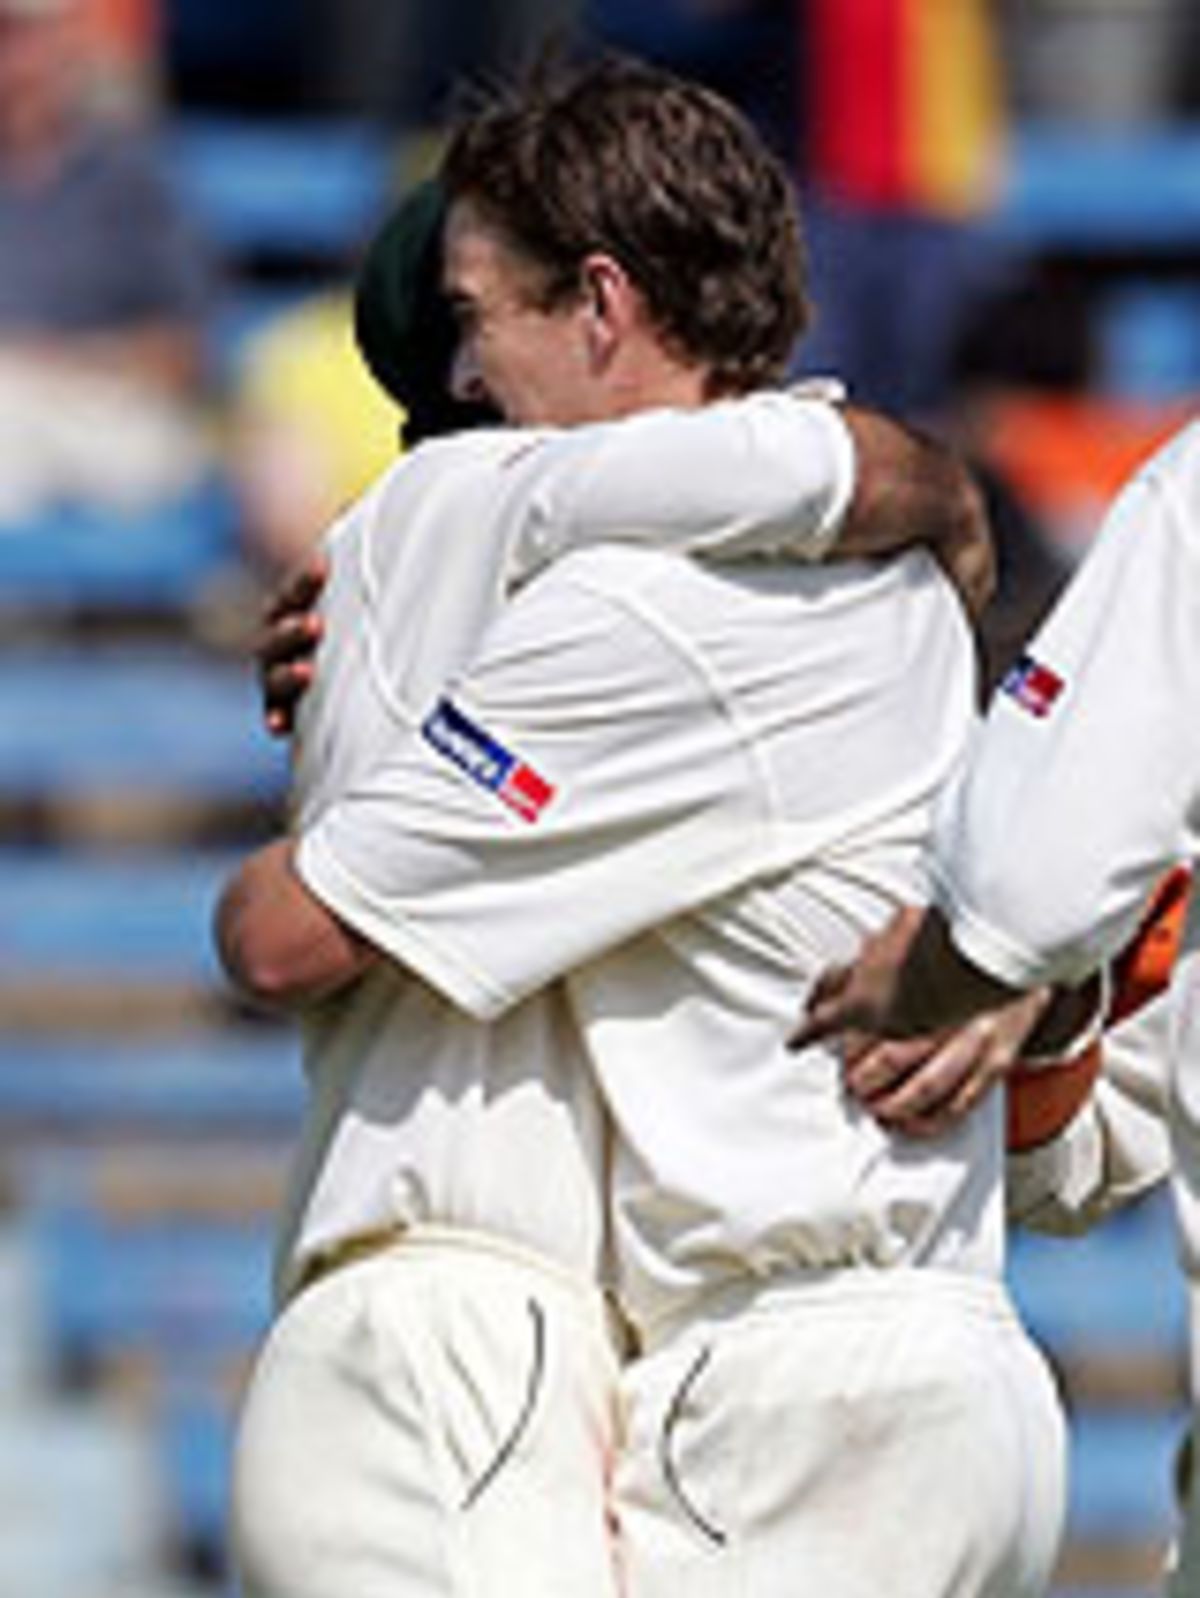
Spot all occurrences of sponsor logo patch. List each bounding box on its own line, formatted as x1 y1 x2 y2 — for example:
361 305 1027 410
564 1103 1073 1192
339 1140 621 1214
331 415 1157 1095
1000 653 1065 719
421 697 555 822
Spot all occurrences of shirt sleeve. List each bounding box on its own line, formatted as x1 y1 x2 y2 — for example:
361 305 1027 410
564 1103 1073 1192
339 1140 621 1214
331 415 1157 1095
496 392 856 585
933 429 1200 989
295 553 770 1020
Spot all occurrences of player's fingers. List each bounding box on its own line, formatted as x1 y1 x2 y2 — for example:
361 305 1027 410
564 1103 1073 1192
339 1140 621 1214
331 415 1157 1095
866 1016 1008 1134
256 604 324 738
262 555 329 626
884 1068 1003 1140
258 611 324 674
866 1068 974 1134
260 659 315 737
843 1036 939 1103
788 964 854 1050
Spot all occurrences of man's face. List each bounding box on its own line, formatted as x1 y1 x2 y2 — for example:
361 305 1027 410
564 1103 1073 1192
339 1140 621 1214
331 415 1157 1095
442 199 602 427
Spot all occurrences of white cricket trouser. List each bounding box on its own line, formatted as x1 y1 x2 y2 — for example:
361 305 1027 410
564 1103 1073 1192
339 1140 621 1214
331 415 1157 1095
232 1227 625 1598
615 1268 1067 1598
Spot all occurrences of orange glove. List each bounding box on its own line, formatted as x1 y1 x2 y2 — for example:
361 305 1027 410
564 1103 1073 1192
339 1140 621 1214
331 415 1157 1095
1007 865 1191 1152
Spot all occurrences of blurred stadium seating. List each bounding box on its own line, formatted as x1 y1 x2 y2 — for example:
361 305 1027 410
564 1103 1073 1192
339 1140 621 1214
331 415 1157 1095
1011 1191 1190 1594
0 17 1195 1587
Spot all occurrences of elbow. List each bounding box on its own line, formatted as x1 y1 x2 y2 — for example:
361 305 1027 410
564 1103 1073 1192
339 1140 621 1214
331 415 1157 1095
228 952 301 1015
214 839 375 1011
213 874 311 1013
214 901 296 1013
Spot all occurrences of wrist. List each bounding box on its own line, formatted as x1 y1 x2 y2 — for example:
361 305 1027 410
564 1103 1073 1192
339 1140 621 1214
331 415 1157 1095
1021 965 1111 1066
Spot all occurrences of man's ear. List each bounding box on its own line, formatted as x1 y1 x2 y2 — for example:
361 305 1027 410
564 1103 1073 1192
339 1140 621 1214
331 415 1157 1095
579 252 636 364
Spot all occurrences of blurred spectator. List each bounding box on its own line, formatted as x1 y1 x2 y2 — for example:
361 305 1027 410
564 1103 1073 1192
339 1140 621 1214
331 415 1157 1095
229 178 497 580
794 0 1014 420
299 0 584 129
0 0 215 528
581 0 795 157
228 288 403 579
1008 0 1193 126
81 0 162 120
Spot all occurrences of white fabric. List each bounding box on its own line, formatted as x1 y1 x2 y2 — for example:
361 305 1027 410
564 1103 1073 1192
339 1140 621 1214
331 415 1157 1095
279 389 1070 1598
615 1270 1066 1598
233 1232 623 1598
298 532 986 1336
933 419 1200 991
931 419 1200 1583
496 386 856 582
280 395 857 1299
278 427 609 1301
245 394 859 1598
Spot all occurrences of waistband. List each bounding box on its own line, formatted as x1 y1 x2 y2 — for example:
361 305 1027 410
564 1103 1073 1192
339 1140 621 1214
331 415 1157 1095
291 1221 634 1352
634 1266 1016 1355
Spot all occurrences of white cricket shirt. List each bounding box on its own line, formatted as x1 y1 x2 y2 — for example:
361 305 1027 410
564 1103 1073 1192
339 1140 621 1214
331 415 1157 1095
931 419 1200 1381
277 392 856 1301
298 480 984 1334
934 419 1200 989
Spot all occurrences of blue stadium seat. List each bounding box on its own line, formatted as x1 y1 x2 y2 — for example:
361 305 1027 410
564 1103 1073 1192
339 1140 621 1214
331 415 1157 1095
0 650 284 803
1097 284 1200 402
0 475 240 613
156 1354 242 1578
22 1152 277 1385
0 848 241 985
1068 1409 1187 1541
171 115 392 261
1000 124 1200 251
1010 1191 1188 1355
0 1031 302 1139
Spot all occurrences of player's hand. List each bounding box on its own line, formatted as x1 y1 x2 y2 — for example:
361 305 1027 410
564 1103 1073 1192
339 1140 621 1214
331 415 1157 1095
838 411 995 621
791 906 926 1049
841 988 1050 1139
257 555 328 738
932 476 995 623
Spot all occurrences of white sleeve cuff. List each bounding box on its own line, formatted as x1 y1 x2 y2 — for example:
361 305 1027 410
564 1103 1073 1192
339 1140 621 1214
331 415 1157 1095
295 826 513 1022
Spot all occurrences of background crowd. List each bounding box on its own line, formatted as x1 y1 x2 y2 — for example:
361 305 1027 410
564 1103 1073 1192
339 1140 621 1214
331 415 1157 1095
1 2 1199 1596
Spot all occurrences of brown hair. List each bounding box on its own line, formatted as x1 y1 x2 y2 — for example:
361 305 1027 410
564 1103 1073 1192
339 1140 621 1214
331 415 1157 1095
441 54 809 395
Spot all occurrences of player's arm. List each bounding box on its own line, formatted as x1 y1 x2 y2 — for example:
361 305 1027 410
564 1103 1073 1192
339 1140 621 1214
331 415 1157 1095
224 556 757 1018
282 553 801 1023
807 866 1189 1140
799 433 1200 1060
214 837 377 1012
836 409 993 616
256 401 992 736
499 395 994 617
794 900 1022 1048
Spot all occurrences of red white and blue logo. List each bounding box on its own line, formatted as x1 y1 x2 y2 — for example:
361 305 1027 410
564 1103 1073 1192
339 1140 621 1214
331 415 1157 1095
422 697 556 823
1000 653 1065 719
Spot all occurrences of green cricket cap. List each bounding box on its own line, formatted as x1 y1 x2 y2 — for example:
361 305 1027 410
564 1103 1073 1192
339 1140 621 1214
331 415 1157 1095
352 178 495 444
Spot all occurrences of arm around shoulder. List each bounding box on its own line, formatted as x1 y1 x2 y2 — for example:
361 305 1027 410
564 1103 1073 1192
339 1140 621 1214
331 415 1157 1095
837 410 995 620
